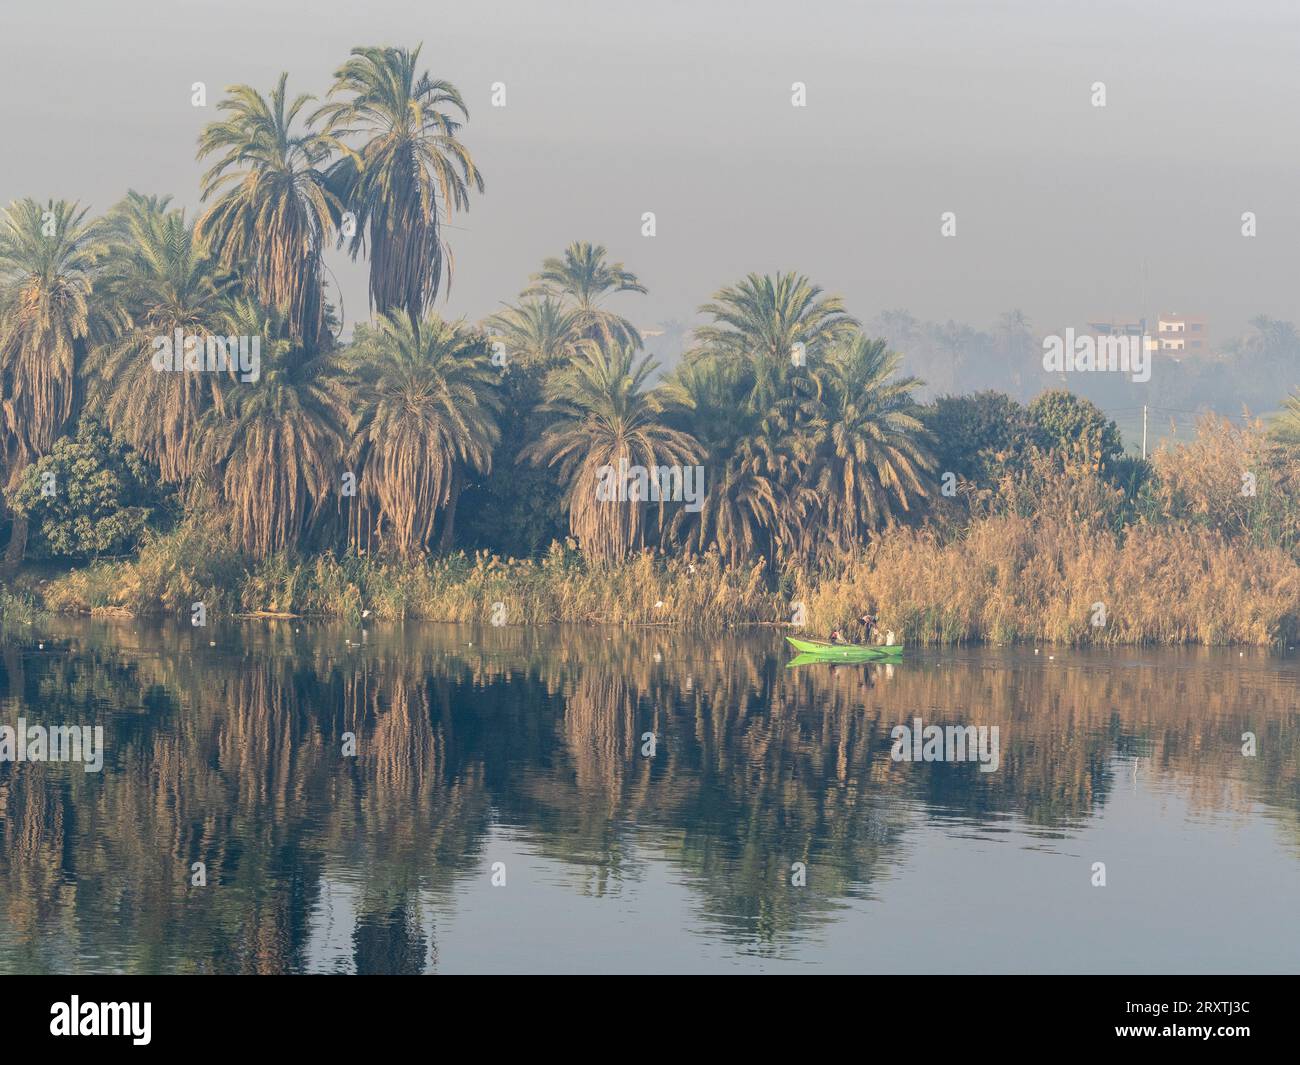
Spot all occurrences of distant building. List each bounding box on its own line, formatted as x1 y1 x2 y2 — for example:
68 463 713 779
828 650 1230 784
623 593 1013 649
1086 316 1146 337
1084 317 1158 353
1154 312 1209 354
1083 313 1211 356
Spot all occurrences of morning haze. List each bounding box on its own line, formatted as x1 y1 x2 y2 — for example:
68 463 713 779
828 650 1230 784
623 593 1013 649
3 0 1297 355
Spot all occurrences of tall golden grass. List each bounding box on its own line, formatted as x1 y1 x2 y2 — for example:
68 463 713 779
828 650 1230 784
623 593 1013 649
796 519 1298 645
33 521 1299 645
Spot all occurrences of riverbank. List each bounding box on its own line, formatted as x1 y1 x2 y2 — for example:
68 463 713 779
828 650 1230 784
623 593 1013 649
16 514 1300 646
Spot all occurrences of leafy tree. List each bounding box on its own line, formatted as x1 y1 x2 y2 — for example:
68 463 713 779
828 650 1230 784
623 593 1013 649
921 391 1039 489
662 359 797 565
485 297 583 370
675 272 858 560
692 271 857 415
85 191 235 484
456 358 568 558
8 418 169 559
189 301 349 557
1028 389 1124 471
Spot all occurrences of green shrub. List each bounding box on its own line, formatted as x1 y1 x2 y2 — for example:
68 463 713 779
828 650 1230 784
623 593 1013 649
7 418 171 560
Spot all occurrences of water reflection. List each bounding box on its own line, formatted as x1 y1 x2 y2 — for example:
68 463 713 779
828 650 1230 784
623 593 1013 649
0 621 1296 973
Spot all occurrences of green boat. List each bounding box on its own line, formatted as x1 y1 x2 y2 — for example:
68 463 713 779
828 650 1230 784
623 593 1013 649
784 636 904 658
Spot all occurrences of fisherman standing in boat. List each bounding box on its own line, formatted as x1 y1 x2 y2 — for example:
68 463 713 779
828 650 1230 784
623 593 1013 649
859 611 879 644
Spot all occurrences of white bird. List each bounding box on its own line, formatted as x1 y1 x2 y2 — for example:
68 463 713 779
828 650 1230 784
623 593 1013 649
361 610 371 619
654 600 664 610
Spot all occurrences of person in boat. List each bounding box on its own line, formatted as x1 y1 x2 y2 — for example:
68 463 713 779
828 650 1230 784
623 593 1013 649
829 628 847 645
858 612 879 644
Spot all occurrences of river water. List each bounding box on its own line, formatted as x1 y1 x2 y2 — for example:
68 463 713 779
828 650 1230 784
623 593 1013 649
0 619 1296 973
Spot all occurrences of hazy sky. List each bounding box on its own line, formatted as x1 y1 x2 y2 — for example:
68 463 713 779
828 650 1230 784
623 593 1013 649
4 0 1299 345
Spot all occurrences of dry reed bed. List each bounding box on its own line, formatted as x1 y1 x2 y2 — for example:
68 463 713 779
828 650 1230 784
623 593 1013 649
32 513 1300 645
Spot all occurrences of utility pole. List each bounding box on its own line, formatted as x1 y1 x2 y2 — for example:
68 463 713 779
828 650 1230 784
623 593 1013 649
1141 404 1148 460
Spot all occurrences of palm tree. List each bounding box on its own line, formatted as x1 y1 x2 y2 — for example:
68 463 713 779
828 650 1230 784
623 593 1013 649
485 297 584 371
316 45 483 320
1244 315 1299 355
692 271 857 413
189 301 349 557
0 198 108 567
347 312 500 558
678 271 855 558
934 320 973 393
525 241 645 347
524 340 700 564
662 360 811 565
807 333 934 549
196 74 340 349
85 192 235 483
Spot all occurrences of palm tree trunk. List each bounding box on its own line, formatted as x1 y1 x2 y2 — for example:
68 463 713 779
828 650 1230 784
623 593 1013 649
438 469 462 554
2 514 28 576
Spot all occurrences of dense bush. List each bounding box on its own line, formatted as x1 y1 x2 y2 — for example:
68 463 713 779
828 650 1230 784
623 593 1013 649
7 418 171 560
921 390 1039 490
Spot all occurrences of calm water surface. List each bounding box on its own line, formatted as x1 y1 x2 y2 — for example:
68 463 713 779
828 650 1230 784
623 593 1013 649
0 620 1296 973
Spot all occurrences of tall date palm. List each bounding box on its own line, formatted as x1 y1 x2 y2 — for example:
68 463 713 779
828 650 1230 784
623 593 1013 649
0 199 106 470
86 192 235 483
196 74 341 349
347 312 500 558
316 45 483 320
189 301 349 557
525 241 645 347
692 271 857 414
808 333 934 548
0 199 108 568
525 340 700 565
485 297 584 371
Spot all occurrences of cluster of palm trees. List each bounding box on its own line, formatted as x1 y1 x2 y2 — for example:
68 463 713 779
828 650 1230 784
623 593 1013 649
0 44 936 571
506 267 936 565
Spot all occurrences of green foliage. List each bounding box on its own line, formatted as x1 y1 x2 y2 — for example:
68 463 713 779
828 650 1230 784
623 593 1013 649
3 31 1298 633
0 585 43 629
921 391 1039 489
1028 389 1124 470
8 418 170 559
457 359 567 558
